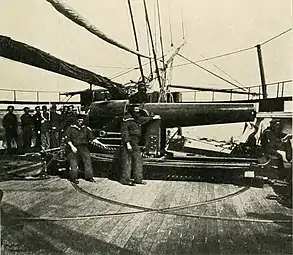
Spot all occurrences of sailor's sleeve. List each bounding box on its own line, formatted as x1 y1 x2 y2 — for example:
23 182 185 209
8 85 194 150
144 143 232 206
86 126 96 141
121 118 131 143
140 116 154 125
64 126 72 143
2 115 7 128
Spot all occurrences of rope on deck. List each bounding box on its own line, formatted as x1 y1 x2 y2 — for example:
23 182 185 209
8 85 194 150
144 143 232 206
3 182 291 223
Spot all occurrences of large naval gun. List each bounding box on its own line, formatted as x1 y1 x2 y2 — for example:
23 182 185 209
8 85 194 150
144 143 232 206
88 99 256 156
83 98 269 184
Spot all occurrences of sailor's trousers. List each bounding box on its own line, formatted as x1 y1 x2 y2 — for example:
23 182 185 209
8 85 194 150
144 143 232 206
120 141 143 183
67 145 93 180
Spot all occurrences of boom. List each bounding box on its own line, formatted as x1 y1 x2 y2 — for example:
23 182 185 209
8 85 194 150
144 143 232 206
0 35 128 99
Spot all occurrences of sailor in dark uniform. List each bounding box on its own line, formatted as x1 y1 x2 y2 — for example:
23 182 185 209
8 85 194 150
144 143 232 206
120 104 160 186
3 105 18 154
64 115 106 184
41 105 51 150
50 104 61 148
129 82 150 104
20 107 33 152
261 119 292 181
67 105 78 127
32 106 42 149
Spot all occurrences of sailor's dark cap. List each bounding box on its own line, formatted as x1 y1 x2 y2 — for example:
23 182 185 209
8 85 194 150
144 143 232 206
128 103 140 112
270 119 281 125
77 114 87 120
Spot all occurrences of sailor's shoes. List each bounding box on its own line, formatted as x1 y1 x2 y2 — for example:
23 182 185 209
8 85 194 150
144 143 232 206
134 181 147 185
86 178 95 183
70 179 79 184
121 180 136 186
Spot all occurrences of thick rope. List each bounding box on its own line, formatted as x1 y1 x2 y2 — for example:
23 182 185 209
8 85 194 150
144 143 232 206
45 0 150 58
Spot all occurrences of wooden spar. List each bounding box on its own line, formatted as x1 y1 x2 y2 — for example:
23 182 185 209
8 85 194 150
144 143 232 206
89 100 256 128
127 0 145 82
45 0 150 59
0 35 128 99
156 0 165 66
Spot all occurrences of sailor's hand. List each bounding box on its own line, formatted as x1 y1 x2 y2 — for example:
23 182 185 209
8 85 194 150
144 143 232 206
92 138 107 149
153 115 161 120
126 142 132 151
71 145 78 154
281 134 292 143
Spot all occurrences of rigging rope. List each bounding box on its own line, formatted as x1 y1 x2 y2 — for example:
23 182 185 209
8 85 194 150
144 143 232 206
168 1 174 47
146 21 153 78
178 53 248 91
127 0 145 82
199 54 245 89
109 27 291 81
143 0 162 89
45 0 150 58
181 5 185 40
260 28 292 46
173 46 255 68
173 28 291 68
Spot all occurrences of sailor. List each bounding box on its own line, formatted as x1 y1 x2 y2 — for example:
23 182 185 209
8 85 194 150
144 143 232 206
3 105 19 154
64 115 106 184
60 105 70 132
40 105 51 150
261 119 292 181
129 82 150 104
67 105 78 127
32 106 42 149
120 104 159 186
50 104 61 148
20 107 33 152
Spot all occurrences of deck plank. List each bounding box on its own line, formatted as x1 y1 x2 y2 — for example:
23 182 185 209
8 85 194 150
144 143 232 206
228 185 261 255
249 186 292 254
103 181 163 248
213 184 248 255
124 181 178 254
145 181 188 255
236 186 276 254
62 179 131 254
1 174 292 255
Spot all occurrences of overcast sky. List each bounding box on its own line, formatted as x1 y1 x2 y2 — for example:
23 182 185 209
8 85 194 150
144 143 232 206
0 0 291 101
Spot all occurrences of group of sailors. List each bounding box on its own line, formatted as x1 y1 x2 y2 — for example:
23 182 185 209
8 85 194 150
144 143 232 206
2 104 79 154
1 81 292 189
2 82 154 186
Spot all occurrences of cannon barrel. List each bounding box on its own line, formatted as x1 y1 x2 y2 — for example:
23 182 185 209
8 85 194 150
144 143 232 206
89 100 256 128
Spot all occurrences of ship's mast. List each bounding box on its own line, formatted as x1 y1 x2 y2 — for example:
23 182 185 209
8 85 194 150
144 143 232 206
256 44 267 99
127 0 145 83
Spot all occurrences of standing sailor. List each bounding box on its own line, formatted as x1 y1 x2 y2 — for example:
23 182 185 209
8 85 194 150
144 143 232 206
3 105 19 154
40 105 51 150
50 104 61 148
65 115 106 184
20 107 33 153
120 104 159 186
32 106 42 150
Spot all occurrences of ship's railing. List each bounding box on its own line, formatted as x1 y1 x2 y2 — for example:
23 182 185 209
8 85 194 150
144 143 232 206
243 80 292 100
179 80 292 102
0 88 80 105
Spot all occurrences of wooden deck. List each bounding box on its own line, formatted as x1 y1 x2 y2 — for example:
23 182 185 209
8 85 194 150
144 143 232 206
0 170 292 254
